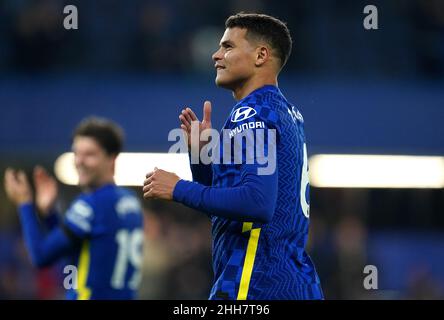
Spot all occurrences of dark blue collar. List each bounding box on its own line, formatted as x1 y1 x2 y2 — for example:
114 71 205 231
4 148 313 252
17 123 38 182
83 182 116 195
237 84 281 104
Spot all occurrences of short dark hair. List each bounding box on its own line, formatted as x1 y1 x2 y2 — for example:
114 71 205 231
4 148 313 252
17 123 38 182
225 13 292 69
73 117 124 156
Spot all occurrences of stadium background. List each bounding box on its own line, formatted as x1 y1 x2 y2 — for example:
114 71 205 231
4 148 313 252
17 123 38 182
0 0 443 299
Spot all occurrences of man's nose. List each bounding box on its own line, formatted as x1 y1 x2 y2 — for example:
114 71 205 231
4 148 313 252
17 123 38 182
75 156 83 167
212 48 222 62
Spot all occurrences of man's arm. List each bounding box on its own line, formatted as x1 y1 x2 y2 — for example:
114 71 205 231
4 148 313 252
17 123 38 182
4 168 77 268
147 101 279 222
189 154 213 186
40 208 60 230
18 203 77 268
174 165 277 223
144 165 278 223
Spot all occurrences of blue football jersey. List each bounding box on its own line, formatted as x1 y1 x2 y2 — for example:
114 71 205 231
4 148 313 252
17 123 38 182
209 85 323 300
63 184 143 300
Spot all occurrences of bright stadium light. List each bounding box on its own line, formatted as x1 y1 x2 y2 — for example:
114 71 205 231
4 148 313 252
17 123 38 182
54 152 193 186
309 154 444 189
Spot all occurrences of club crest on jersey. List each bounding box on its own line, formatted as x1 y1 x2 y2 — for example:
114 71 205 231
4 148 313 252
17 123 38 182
231 106 257 122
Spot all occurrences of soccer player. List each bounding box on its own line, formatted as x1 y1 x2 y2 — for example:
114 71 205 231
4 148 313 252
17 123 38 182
143 13 323 300
4 117 143 300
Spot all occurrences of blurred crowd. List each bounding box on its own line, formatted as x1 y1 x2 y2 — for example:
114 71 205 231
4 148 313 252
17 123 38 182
0 0 443 78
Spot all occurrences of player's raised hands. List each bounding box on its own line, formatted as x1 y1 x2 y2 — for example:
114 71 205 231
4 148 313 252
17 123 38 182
33 165 58 215
143 167 180 200
4 168 33 206
179 100 212 151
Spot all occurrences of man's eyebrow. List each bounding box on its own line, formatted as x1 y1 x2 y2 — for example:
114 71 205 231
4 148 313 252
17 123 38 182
220 40 234 47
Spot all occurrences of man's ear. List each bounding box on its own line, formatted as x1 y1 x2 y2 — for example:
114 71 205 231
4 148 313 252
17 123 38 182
255 46 270 67
110 154 118 169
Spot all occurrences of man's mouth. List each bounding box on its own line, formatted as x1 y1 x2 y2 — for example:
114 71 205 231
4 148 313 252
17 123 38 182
77 168 89 176
215 64 225 70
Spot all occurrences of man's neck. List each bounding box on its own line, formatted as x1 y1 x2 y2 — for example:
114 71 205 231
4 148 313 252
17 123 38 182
82 177 115 193
232 77 278 101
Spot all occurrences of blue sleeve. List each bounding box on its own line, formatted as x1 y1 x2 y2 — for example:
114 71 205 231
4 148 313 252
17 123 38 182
43 208 60 230
173 164 278 223
189 153 213 186
18 203 77 268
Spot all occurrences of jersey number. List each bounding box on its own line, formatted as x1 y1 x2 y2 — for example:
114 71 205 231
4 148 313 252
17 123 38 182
111 229 143 290
300 143 310 218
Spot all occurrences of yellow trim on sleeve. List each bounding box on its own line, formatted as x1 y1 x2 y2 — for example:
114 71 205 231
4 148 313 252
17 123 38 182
77 240 91 300
237 222 261 300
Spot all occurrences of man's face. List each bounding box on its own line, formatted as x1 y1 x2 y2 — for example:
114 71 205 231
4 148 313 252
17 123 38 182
212 27 257 89
72 136 115 188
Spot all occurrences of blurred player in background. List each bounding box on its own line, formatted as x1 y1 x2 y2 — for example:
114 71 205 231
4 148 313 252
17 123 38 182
4 117 143 300
143 13 323 299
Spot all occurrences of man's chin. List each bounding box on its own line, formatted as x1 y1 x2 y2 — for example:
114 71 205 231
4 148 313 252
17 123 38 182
78 178 92 189
215 77 231 89
78 181 89 189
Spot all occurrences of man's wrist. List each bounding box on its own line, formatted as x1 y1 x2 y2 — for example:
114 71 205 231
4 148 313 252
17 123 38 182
18 201 33 208
37 205 52 216
18 202 35 217
172 179 186 202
